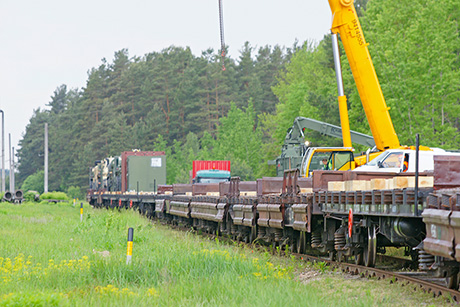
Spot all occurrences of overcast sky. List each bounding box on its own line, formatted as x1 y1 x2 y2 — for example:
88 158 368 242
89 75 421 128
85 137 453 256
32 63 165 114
0 0 331 154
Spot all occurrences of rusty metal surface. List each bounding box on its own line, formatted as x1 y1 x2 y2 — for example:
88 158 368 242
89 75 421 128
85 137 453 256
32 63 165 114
291 252 460 302
219 181 230 197
267 203 283 229
282 169 299 196
423 188 460 261
157 185 173 194
155 199 165 213
237 181 256 194
256 196 284 229
451 211 460 262
220 179 257 197
298 177 313 189
257 202 270 227
337 263 460 301
292 203 308 231
216 201 228 222
220 178 238 197
240 181 257 192
232 204 244 225
434 155 460 190
173 184 193 195
190 197 219 221
192 183 219 196
428 190 460 211
290 194 314 231
320 188 426 217
422 208 455 260
241 198 257 227
169 196 191 218
312 171 347 191
257 177 283 197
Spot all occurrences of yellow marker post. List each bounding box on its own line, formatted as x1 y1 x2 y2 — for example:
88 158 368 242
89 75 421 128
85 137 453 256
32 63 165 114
80 203 83 222
126 227 134 264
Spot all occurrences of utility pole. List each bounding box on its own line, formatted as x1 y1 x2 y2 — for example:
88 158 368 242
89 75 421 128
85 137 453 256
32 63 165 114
44 123 48 193
11 147 14 193
8 134 11 192
0 110 4 193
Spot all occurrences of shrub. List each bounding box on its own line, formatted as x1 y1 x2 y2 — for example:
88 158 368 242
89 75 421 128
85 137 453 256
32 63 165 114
66 186 83 200
24 191 40 202
40 191 69 201
21 171 44 194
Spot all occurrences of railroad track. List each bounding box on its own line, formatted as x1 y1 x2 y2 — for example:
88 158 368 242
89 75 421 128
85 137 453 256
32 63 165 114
107 205 460 302
163 220 460 302
291 252 460 302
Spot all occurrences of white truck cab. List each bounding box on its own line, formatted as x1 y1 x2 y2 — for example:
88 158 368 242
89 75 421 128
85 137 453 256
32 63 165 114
354 148 457 173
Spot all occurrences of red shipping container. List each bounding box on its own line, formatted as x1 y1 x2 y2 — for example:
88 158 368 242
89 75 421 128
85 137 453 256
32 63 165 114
192 160 231 179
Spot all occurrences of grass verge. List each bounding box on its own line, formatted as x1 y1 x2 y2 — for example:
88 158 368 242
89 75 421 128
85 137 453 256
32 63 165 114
0 202 452 306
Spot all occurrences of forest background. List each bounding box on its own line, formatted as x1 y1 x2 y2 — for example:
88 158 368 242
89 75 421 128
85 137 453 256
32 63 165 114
15 0 460 196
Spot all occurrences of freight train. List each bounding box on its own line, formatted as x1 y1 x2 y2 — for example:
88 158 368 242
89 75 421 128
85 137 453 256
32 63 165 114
87 0 460 290
87 152 460 290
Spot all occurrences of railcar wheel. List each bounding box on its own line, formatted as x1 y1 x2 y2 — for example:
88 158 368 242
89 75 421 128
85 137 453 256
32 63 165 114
289 239 297 253
447 272 460 290
363 225 377 267
329 251 336 261
354 252 363 265
297 232 306 254
297 236 303 254
249 226 256 243
337 253 346 262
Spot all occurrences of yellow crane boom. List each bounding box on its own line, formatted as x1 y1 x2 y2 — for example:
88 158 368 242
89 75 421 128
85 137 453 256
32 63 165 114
328 0 400 151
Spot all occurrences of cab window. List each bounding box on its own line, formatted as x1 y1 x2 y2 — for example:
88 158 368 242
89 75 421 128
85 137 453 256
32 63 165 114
334 152 354 170
379 152 404 169
309 152 331 172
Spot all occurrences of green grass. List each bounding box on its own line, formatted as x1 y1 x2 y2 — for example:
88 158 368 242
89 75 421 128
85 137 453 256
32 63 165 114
0 202 452 306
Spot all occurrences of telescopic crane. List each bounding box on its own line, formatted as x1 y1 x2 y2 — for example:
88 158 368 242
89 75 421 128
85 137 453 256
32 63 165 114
300 0 408 177
323 0 442 175
328 0 400 151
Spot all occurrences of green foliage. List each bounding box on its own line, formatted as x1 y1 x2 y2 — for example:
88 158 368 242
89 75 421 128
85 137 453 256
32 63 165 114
16 1 460 189
212 102 263 180
23 191 40 202
271 40 340 147
40 192 69 201
346 0 460 148
313 261 329 274
20 171 44 194
66 186 83 200
17 44 291 188
1 292 63 306
160 102 265 183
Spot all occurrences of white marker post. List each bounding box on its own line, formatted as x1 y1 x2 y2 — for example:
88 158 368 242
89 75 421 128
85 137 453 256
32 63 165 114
80 203 83 222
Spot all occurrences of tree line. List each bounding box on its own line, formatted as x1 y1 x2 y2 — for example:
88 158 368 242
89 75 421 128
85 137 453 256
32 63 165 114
17 0 460 195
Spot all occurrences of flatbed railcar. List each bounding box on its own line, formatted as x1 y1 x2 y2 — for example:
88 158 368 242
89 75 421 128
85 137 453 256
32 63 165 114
87 155 460 289
87 165 445 278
